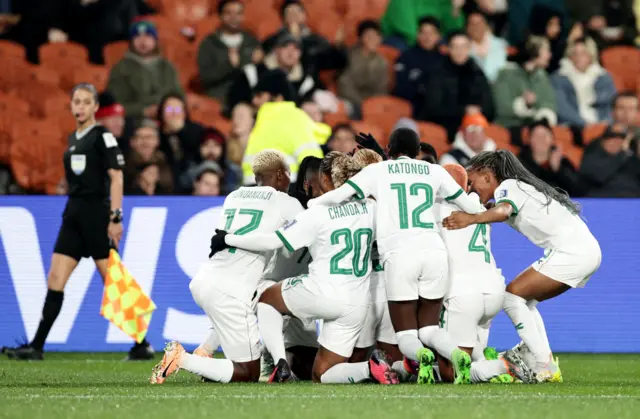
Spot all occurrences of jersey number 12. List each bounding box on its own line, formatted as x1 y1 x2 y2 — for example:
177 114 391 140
391 182 434 229
329 228 373 277
223 208 263 253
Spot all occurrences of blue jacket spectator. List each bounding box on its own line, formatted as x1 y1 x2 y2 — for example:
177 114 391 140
392 17 444 117
467 10 508 82
551 38 616 127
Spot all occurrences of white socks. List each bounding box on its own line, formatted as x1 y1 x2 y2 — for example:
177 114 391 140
503 293 550 369
199 328 220 355
179 352 233 383
418 325 458 361
391 360 413 382
257 303 287 363
470 359 507 383
320 362 370 383
527 300 552 362
396 329 423 362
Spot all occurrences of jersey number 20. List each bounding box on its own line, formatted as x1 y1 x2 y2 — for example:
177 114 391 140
329 228 373 277
223 208 263 253
391 182 434 229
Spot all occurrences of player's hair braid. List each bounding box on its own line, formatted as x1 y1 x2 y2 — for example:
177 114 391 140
467 150 581 215
331 154 361 188
353 149 382 168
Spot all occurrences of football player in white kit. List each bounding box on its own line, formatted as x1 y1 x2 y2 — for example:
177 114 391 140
436 164 532 384
444 150 602 383
210 152 399 384
150 149 304 384
308 129 484 385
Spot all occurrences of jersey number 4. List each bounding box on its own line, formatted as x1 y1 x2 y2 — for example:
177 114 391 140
468 224 490 263
223 208 263 253
329 228 373 277
391 182 434 229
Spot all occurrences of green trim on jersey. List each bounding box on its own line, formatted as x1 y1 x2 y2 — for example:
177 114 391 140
496 199 519 216
445 188 463 201
347 180 365 199
276 231 294 252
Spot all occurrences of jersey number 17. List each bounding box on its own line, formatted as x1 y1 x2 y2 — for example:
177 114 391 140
223 208 263 253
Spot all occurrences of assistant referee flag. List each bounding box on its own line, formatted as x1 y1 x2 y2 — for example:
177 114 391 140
100 250 156 343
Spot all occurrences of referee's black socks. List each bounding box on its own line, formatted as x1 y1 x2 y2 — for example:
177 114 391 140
31 290 64 351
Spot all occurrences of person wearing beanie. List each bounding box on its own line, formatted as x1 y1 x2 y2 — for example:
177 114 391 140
106 20 183 120
240 69 323 185
226 32 323 113
439 113 497 166
337 20 388 118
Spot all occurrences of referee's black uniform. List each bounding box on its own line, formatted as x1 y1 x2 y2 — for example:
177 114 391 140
55 124 125 260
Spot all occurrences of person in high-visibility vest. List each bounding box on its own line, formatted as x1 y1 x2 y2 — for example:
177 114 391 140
242 69 324 185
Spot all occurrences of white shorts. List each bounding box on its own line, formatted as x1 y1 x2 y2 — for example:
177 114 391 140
532 243 602 288
384 247 449 301
442 292 504 348
190 267 262 363
356 271 396 348
281 275 367 358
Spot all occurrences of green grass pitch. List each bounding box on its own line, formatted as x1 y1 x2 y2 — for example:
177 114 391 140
1 353 639 419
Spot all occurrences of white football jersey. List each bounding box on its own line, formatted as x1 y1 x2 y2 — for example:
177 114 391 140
212 186 303 271
345 157 465 255
276 198 377 299
494 179 597 250
435 194 505 297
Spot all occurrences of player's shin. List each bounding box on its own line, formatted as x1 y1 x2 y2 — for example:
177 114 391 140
527 300 552 358
417 326 457 361
257 303 287 363
503 293 550 369
179 352 233 383
395 329 423 362
320 362 370 384
195 328 220 357
470 359 508 383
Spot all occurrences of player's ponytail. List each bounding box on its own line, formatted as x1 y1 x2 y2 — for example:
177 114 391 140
467 150 581 215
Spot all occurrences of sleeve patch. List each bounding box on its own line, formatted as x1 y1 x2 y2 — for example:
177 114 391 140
103 133 118 148
497 189 508 198
116 154 125 166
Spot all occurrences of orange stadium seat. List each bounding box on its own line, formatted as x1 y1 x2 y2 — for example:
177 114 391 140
551 126 574 148
29 65 62 88
563 144 584 169
417 122 449 158
214 118 233 136
40 42 89 66
10 83 68 118
0 93 31 117
583 123 608 145
601 46 640 91
43 94 72 121
104 41 130 68
313 20 343 46
0 58 31 91
351 121 384 146
160 0 212 26
194 15 221 45
361 95 412 134
73 65 110 92
343 0 389 20
187 93 222 120
0 113 30 165
485 124 519 154
0 40 26 61
377 45 400 90
250 14 282 41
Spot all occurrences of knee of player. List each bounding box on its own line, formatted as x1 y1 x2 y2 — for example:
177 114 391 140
47 270 69 291
234 360 261 382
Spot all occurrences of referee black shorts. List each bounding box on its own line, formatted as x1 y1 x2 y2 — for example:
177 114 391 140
53 198 111 261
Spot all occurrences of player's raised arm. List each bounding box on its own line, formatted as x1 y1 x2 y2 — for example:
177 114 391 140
308 162 377 207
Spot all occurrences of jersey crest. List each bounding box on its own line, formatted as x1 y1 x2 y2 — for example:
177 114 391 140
70 154 86 175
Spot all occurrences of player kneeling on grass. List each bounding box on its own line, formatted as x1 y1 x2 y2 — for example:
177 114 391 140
210 152 399 384
443 150 602 383
435 164 533 384
150 149 304 384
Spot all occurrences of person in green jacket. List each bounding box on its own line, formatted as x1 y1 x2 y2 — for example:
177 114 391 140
493 36 557 129
380 0 465 47
242 70 324 185
106 21 184 120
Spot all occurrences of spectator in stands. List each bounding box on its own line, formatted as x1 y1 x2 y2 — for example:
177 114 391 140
263 0 346 73
325 123 358 154
581 0 638 50
439 113 496 166
227 34 321 112
129 162 162 196
380 0 465 49
528 4 567 73
107 21 183 120
393 16 444 116
338 20 388 118
227 103 254 166
580 123 640 197
242 69 323 184
156 93 205 185
180 128 240 194
507 0 567 47
552 38 616 128
612 91 640 141
493 36 557 129
96 92 129 152
518 119 587 196
2 0 62 62
466 10 508 82
419 142 438 163
125 119 173 194
419 31 495 141
198 0 261 104
193 167 222 196
301 101 323 123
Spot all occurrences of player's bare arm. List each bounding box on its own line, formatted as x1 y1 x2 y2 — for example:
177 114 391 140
443 202 513 230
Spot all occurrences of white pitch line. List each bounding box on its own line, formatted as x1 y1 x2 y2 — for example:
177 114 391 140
4 394 640 401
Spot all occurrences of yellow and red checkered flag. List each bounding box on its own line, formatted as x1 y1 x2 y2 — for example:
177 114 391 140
100 249 156 343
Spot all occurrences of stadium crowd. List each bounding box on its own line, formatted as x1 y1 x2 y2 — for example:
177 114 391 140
1 0 640 197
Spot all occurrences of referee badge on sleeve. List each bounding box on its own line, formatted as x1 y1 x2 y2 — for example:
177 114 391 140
71 154 86 175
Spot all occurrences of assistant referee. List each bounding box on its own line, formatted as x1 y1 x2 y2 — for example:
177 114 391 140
6 83 153 361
